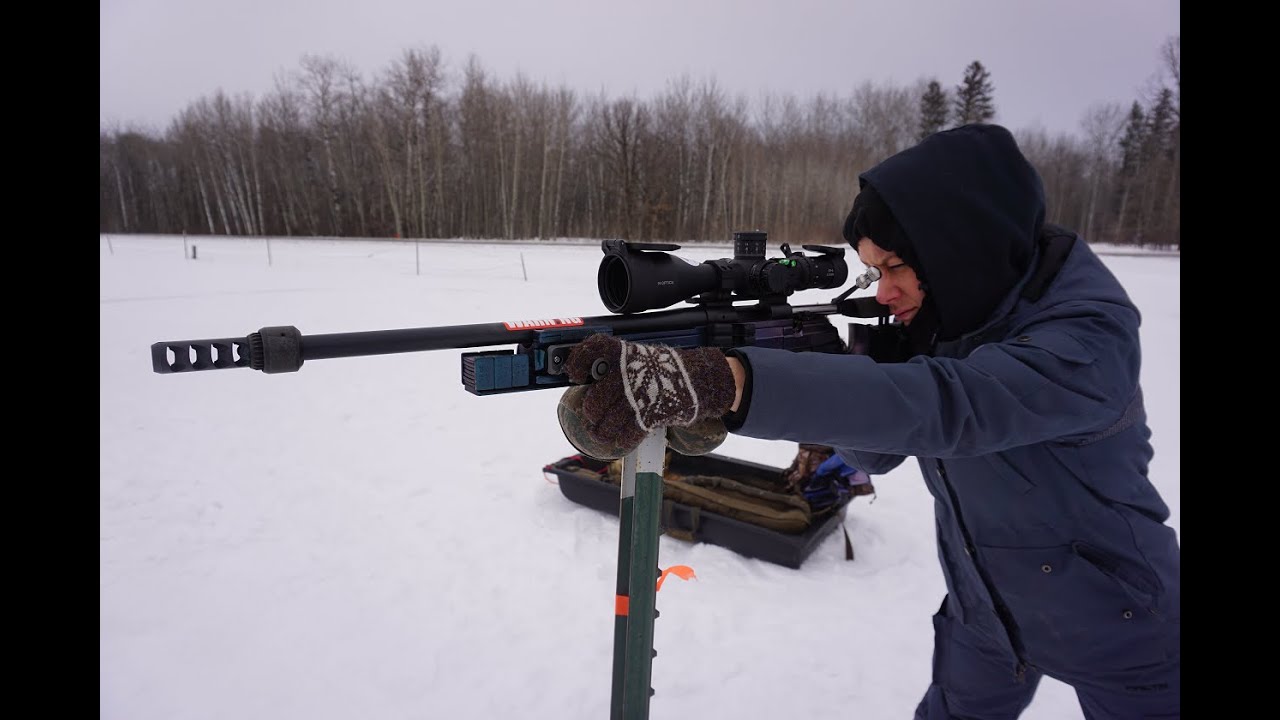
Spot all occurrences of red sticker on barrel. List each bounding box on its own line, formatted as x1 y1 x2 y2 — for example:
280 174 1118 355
502 317 586 330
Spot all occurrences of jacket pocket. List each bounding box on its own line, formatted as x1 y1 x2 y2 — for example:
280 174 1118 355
1070 540 1160 611
975 544 1176 675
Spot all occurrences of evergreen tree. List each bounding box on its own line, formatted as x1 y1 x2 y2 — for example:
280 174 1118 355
918 80 948 140
1112 102 1147 244
1118 102 1147 177
954 61 996 125
1144 88 1175 162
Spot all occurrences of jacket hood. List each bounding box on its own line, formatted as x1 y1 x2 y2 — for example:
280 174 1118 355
857 124 1046 340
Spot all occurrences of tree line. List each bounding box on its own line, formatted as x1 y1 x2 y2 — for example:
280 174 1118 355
101 37 1179 248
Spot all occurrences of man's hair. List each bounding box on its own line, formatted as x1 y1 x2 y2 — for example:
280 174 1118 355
842 183 927 288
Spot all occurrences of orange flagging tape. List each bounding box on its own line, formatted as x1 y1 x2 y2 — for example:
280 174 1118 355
615 595 629 616
656 565 697 592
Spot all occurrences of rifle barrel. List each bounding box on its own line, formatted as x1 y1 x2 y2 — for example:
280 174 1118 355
150 300 878 374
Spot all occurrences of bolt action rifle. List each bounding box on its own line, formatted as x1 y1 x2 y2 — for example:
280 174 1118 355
150 231 889 720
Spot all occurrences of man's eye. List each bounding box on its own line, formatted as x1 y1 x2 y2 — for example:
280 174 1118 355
887 263 905 271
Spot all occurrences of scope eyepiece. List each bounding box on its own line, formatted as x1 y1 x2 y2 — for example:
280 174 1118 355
852 265 881 289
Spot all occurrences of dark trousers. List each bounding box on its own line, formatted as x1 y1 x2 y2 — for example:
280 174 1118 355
913 598 1180 720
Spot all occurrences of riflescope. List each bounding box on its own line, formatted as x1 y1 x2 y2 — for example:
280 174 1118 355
597 231 849 314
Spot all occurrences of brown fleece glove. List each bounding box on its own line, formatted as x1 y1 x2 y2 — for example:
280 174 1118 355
560 334 736 455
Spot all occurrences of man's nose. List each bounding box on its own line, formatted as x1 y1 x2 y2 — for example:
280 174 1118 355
875 278 897 305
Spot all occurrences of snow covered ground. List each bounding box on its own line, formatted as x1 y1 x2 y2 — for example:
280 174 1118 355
101 234 1179 719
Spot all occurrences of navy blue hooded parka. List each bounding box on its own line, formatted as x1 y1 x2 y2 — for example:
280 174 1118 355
724 125 1180 702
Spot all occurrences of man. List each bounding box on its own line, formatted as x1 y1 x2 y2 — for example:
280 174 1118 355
560 124 1180 718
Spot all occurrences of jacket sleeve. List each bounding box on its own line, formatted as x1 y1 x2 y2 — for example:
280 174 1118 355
727 308 1141 459
834 447 907 476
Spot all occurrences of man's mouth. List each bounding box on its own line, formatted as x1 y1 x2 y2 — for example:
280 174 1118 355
895 307 918 323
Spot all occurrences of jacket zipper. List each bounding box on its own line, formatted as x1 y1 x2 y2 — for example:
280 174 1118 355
935 458 1032 682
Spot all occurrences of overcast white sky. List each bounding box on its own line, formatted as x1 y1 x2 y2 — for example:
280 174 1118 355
100 0 1179 139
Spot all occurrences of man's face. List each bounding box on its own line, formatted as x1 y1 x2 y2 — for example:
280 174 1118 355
856 238 926 325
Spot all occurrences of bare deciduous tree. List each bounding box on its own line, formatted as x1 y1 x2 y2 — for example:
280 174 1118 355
101 39 1178 250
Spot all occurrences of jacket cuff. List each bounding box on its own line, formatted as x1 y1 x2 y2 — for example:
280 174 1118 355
721 348 754 431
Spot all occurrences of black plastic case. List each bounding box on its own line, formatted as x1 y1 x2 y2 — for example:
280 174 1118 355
544 452 850 569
